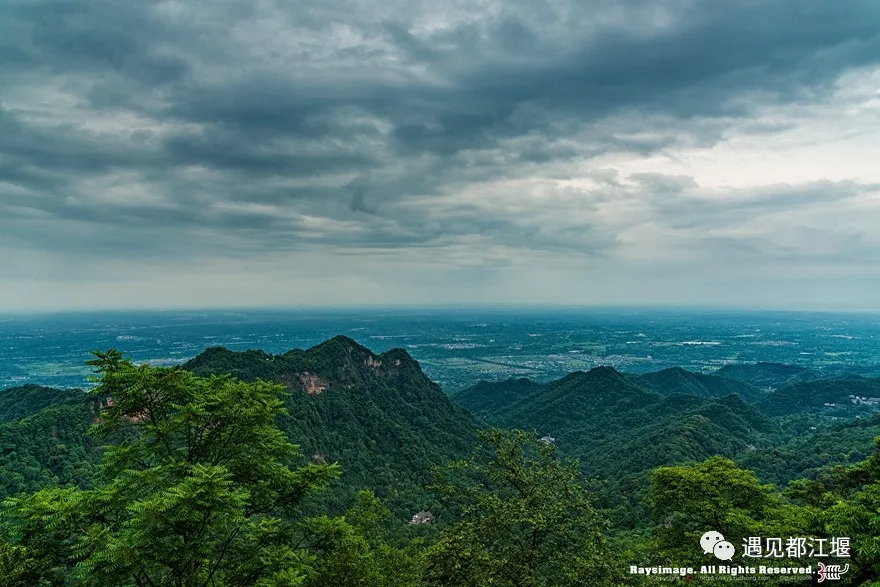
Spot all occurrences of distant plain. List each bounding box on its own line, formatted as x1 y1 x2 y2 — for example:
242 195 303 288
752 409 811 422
3 308 880 391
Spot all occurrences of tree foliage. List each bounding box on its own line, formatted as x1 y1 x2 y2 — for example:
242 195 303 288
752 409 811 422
650 456 807 567
792 437 880 584
423 428 624 587
1 350 340 586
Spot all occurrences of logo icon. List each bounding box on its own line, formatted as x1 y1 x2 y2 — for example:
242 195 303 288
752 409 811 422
700 531 736 561
713 541 735 561
818 562 849 583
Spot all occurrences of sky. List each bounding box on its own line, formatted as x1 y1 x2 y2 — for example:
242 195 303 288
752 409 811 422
2 0 880 311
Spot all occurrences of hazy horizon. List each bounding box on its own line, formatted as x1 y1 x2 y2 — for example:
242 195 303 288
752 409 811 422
4 303 880 317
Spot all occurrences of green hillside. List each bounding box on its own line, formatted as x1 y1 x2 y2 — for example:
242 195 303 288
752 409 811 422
0 400 102 499
456 367 780 470
448 377 543 421
0 338 480 520
631 367 765 402
183 336 481 517
755 377 880 416
739 413 880 486
0 384 86 424
453 366 783 528
714 362 820 390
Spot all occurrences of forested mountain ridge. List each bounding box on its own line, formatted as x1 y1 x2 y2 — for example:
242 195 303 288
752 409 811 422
182 335 481 516
2 342 880 584
739 413 880 486
454 366 781 465
756 377 880 416
0 350 631 586
6 348 879 523
714 361 820 390
0 384 87 424
631 366 765 402
714 361 880 390
452 366 788 528
0 396 102 499
0 337 480 520
448 377 542 421
454 366 657 429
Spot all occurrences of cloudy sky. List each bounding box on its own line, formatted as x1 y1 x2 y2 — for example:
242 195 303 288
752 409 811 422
2 0 880 311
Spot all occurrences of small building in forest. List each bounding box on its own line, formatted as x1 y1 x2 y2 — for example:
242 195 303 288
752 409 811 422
409 511 434 525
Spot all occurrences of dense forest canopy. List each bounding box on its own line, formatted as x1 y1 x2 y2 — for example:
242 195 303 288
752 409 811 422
1 337 879 585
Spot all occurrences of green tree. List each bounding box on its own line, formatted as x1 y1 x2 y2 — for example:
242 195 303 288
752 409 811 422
423 428 623 587
800 437 880 585
650 456 807 567
1 350 339 586
0 541 63 586
302 490 424 587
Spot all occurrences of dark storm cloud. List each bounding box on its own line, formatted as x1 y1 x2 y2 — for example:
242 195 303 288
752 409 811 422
0 1 192 100
1 0 879 263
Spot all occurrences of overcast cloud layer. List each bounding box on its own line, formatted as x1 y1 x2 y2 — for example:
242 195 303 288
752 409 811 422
2 0 880 311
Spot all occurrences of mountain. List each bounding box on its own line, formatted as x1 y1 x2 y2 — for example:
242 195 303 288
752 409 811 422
714 362 820 390
452 366 782 524
832 365 880 379
0 384 86 424
739 413 880 486
0 396 102 499
453 366 784 529
0 337 480 520
630 367 764 402
183 335 481 517
449 377 543 421
755 377 880 416
490 366 660 439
